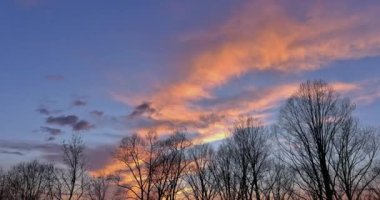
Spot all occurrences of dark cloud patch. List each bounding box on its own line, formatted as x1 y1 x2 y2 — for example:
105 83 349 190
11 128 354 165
130 102 156 118
41 126 62 136
73 120 94 131
46 115 78 126
90 110 104 117
0 149 23 156
45 74 64 81
72 99 86 106
46 115 94 131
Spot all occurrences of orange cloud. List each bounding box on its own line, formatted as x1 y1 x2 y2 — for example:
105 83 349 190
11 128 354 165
147 1 380 106
134 0 380 136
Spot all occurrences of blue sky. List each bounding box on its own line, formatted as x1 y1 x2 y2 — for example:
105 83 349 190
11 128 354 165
1 0 380 173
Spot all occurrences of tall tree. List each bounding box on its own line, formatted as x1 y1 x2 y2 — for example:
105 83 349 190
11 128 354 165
278 80 354 200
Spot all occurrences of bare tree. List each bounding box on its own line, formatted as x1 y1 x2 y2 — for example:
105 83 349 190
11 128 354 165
332 118 380 200
231 117 271 200
278 80 355 200
152 132 191 200
114 131 159 200
211 117 271 200
5 160 54 200
212 141 239 200
50 134 88 200
184 144 218 200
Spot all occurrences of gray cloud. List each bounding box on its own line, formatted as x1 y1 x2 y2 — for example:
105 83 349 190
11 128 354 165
73 120 94 131
46 115 78 126
0 149 23 156
129 102 156 118
46 115 94 131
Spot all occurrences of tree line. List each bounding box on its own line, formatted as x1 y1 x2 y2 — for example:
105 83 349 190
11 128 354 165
1 80 380 200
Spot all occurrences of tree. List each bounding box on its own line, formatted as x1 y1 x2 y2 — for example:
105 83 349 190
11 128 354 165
277 80 380 200
231 117 271 200
278 80 353 200
212 142 239 200
332 118 380 200
50 134 88 200
115 131 191 200
5 160 54 200
184 144 218 200
152 132 191 200
212 117 271 200
115 131 160 200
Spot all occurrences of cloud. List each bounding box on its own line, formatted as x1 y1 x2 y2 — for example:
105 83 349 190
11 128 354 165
0 140 61 154
116 0 380 134
72 100 87 107
0 149 23 156
46 115 78 126
73 120 94 131
129 102 156 118
345 79 380 104
131 0 380 108
40 126 62 136
46 115 94 131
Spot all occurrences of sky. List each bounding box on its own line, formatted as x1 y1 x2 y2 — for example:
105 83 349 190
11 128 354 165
1 0 380 174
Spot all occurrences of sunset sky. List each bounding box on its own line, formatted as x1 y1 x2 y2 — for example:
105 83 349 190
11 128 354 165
1 0 380 173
